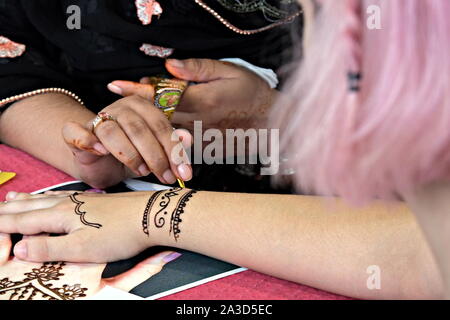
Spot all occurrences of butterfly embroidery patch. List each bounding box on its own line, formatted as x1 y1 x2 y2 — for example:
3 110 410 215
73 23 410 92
135 0 163 25
0 36 26 58
140 43 174 58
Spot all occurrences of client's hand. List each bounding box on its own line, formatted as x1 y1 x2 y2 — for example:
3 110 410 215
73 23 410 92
0 232 180 300
0 192 161 263
108 59 277 132
62 95 193 188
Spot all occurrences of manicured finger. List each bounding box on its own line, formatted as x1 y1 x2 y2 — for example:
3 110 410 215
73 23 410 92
103 251 181 291
115 109 174 184
93 115 150 177
166 58 241 82
108 81 155 101
0 197 63 215
0 233 12 265
14 233 87 262
143 106 193 181
63 121 109 157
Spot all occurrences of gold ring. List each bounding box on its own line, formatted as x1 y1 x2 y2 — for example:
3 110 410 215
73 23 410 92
148 77 188 120
92 112 116 132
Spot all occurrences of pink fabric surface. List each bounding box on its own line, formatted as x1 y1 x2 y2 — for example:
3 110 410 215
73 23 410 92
0 144 350 300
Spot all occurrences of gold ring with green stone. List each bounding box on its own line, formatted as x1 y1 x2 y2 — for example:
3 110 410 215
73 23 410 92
149 77 188 120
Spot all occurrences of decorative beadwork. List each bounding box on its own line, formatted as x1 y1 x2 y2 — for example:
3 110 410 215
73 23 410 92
0 88 84 108
140 43 174 58
135 0 163 25
194 0 302 35
0 36 26 58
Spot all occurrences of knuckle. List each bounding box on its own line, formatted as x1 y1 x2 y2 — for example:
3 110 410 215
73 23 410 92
96 120 117 137
123 94 146 106
196 59 210 78
124 119 148 136
70 240 86 257
152 119 172 135
121 151 141 167
148 156 168 173
38 238 50 261
204 96 219 109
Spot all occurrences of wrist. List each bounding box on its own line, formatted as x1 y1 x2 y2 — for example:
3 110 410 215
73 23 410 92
139 188 197 248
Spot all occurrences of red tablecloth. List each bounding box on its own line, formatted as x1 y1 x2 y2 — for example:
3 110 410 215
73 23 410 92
0 144 350 300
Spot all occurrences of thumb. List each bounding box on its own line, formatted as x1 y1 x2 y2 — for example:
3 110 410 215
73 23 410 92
108 81 155 101
166 58 240 82
62 121 109 164
14 234 85 262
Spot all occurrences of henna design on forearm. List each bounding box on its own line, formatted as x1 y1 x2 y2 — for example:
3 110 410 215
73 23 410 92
0 262 87 300
153 187 183 229
69 192 102 229
170 190 197 241
142 190 163 236
141 188 197 240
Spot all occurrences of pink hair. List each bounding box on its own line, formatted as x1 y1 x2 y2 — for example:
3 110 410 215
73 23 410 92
272 0 450 204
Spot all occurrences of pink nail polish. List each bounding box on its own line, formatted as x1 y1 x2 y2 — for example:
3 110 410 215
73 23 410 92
163 170 177 184
6 191 18 200
86 188 106 194
93 143 109 155
163 252 182 263
14 242 28 259
167 59 184 68
139 164 151 176
107 83 123 95
177 164 192 181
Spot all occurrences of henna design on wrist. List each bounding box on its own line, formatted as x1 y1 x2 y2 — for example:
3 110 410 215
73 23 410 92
69 192 102 229
154 187 182 229
142 190 163 236
170 190 197 241
141 188 197 240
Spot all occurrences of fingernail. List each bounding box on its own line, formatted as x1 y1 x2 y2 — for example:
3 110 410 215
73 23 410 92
139 164 151 176
14 242 28 259
6 191 18 201
163 170 177 184
86 188 106 194
163 252 182 263
93 143 109 155
177 164 192 181
167 59 184 69
107 83 123 95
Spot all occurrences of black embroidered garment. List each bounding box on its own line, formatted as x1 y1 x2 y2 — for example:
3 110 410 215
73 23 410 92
0 0 302 112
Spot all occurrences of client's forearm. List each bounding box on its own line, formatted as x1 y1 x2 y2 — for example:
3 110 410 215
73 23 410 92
146 190 442 299
0 93 95 177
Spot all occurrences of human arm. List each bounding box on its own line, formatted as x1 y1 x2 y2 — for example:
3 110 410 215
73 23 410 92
0 190 441 299
0 93 130 188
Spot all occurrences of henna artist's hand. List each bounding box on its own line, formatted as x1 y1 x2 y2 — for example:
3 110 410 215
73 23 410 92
0 231 180 300
62 95 193 188
108 59 277 132
62 124 132 189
